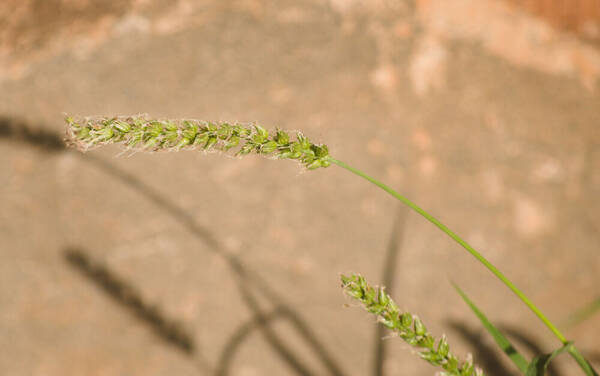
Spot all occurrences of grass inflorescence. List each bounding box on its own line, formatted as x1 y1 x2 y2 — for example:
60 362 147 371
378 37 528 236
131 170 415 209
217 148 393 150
65 115 331 170
341 274 484 376
64 114 597 376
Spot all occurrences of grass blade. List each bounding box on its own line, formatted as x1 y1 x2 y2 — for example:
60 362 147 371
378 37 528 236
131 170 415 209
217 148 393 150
453 283 529 373
526 343 572 376
330 158 599 375
329 158 567 344
567 346 599 376
562 296 600 329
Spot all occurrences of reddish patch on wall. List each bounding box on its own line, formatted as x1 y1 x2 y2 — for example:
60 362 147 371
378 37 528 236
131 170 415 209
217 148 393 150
504 0 600 41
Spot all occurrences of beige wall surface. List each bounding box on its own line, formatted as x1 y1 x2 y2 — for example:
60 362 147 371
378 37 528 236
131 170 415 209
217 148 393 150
1 1 599 376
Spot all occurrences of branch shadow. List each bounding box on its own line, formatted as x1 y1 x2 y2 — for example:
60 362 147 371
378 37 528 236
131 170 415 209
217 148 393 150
79 133 347 376
372 206 409 376
6 116 599 375
1 116 347 376
498 325 600 375
215 307 287 376
231 282 315 376
449 321 574 376
214 277 350 376
64 247 195 353
447 320 519 376
0 115 64 153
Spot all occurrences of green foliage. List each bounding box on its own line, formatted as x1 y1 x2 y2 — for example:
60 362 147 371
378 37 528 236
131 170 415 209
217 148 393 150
329 158 598 376
453 283 529 373
64 114 598 376
526 343 573 376
341 273 484 376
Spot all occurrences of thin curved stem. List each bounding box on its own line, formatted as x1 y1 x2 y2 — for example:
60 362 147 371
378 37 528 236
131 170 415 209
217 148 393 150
569 347 599 376
329 158 597 375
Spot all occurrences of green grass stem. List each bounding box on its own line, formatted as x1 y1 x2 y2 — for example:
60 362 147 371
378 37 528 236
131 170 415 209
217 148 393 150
328 157 597 376
568 347 599 376
453 283 529 373
64 116 597 375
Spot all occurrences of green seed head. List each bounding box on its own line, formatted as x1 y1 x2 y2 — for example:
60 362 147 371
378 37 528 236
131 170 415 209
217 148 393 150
275 129 290 145
64 115 331 170
341 273 485 376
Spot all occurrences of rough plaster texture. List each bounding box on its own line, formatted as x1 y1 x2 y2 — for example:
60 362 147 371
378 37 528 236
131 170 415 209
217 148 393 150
1 1 599 375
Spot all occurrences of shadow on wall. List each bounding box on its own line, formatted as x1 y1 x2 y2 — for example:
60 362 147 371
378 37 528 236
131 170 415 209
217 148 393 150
0 116 64 152
449 320 600 376
3 115 599 375
1 115 345 376
64 247 195 353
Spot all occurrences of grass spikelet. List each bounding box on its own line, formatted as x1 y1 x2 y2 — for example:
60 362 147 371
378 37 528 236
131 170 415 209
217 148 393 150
64 115 331 170
341 273 485 376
